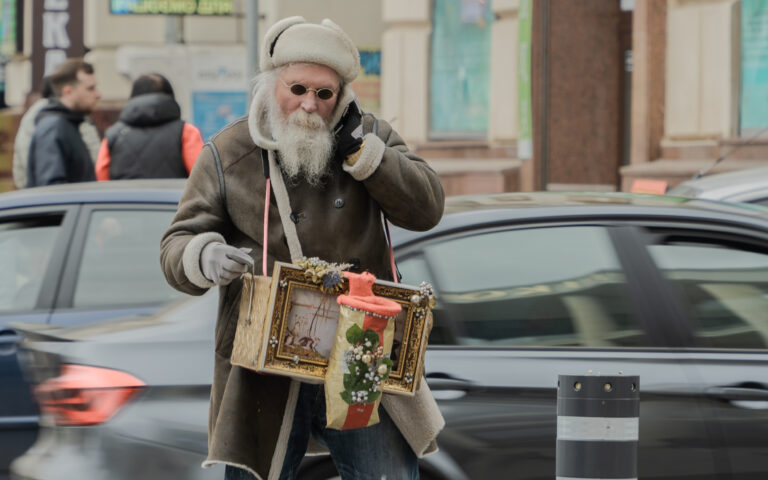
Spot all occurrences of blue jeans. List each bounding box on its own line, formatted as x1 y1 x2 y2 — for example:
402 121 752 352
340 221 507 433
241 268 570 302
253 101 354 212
225 383 418 480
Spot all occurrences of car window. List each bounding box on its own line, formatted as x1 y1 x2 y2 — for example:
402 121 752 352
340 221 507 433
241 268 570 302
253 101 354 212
399 226 648 347
72 210 185 308
0 215 62 312
647 243 768 349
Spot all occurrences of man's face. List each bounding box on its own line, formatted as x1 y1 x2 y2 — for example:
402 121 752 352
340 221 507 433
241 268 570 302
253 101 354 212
268 63 340 187
63 71 101 114
275 63 340 124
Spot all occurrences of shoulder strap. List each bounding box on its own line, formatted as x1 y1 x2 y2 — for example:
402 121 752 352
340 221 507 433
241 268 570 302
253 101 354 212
266 150 303 262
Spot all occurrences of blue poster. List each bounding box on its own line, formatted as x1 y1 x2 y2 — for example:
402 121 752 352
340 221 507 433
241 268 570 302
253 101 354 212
741 0 768 131
430 0 493 137
192 91 247 141
0 0 15 58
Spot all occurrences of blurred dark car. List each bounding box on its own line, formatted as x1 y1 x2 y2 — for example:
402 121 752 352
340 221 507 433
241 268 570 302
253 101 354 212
11 191 768 480
0 181 187 479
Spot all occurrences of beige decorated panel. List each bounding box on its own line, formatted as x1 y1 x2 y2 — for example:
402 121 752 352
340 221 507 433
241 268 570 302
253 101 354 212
665 0 738 139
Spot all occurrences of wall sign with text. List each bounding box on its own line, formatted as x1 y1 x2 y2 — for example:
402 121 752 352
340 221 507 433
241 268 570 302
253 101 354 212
110 0 232 15
32 0 85 93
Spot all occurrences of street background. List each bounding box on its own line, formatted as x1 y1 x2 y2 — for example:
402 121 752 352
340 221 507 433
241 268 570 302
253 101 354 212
0 0 766 195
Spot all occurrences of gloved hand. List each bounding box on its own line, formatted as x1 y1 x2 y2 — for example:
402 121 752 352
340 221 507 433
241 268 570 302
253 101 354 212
334 99 364 159
200 242 254 286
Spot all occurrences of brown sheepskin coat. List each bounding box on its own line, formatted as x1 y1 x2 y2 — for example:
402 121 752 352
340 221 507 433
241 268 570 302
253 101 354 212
160 111 446 480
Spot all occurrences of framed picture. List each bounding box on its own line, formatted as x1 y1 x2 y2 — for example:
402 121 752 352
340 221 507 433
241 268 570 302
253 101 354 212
257 262 432 395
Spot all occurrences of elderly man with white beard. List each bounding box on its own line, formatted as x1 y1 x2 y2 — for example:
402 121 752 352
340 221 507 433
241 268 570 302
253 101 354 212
160 17 445 480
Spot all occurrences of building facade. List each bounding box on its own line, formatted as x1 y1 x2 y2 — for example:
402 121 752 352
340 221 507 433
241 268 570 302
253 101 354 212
0 0 765 194
623 0 768 191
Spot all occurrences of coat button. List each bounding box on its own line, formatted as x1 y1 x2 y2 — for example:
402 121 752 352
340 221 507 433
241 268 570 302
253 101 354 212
334 198 345 209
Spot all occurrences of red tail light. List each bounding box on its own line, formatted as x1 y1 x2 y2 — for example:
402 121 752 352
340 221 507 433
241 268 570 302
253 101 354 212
34 364 145 426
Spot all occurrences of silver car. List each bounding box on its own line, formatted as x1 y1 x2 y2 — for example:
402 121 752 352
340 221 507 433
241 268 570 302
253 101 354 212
668 165 768 206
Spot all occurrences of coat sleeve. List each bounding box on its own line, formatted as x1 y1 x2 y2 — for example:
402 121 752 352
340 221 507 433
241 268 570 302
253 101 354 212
160 144 231 296
95 138 111 181
28 120 69 187
12 102 43 189
342 118 445 231
181 123 205 174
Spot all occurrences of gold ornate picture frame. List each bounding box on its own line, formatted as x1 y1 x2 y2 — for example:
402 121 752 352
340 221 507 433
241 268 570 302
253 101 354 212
258 262 431 395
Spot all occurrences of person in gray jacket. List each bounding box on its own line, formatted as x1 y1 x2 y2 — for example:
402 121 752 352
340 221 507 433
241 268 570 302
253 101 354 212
26 59 101 187
160 16 445 480
13 75 100 189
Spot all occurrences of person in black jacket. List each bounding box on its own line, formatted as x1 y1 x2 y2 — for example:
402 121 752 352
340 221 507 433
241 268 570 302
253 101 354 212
95 73 203 180
26 58 101 187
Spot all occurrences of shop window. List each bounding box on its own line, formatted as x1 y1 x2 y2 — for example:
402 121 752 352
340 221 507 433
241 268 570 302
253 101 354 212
430 0 494 138
740 0 768 132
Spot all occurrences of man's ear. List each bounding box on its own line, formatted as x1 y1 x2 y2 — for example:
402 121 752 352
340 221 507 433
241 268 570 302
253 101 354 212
60 83 73 98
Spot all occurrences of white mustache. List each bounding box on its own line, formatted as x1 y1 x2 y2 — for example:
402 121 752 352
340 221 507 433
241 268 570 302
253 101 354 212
268 102 336 187
289 110 326 130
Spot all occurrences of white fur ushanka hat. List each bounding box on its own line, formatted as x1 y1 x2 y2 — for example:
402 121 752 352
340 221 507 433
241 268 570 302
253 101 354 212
260 16 361 84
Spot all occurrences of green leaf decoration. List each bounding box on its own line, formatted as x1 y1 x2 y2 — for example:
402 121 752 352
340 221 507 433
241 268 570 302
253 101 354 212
346 324 363 344
363 330 380 348
367 391 381 403
338 324 395 405
343 373 354 390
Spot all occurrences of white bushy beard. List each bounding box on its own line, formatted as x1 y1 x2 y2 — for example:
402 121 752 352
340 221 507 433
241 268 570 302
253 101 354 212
267 94 336 187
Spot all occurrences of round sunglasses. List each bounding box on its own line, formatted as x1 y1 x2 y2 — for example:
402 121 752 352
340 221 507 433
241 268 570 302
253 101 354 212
279 78 337 101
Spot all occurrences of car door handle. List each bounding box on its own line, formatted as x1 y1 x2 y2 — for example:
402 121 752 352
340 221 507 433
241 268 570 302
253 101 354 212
426 373 473 391
707 386 768 401
0 329 21 356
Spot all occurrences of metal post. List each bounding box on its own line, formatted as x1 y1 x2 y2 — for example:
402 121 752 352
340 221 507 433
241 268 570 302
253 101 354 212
537 0 550 191
556 374 639 480
246 0 259 104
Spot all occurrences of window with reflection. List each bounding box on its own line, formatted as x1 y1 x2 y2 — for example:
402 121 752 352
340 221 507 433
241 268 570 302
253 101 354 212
0 216 62 312
73 210 185 308
648 243 768 349
399 226 647 347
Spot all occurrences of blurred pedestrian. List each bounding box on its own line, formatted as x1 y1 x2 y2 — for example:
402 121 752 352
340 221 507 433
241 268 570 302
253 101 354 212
95 73 203 180
26 59 101 187
13 75 100 189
